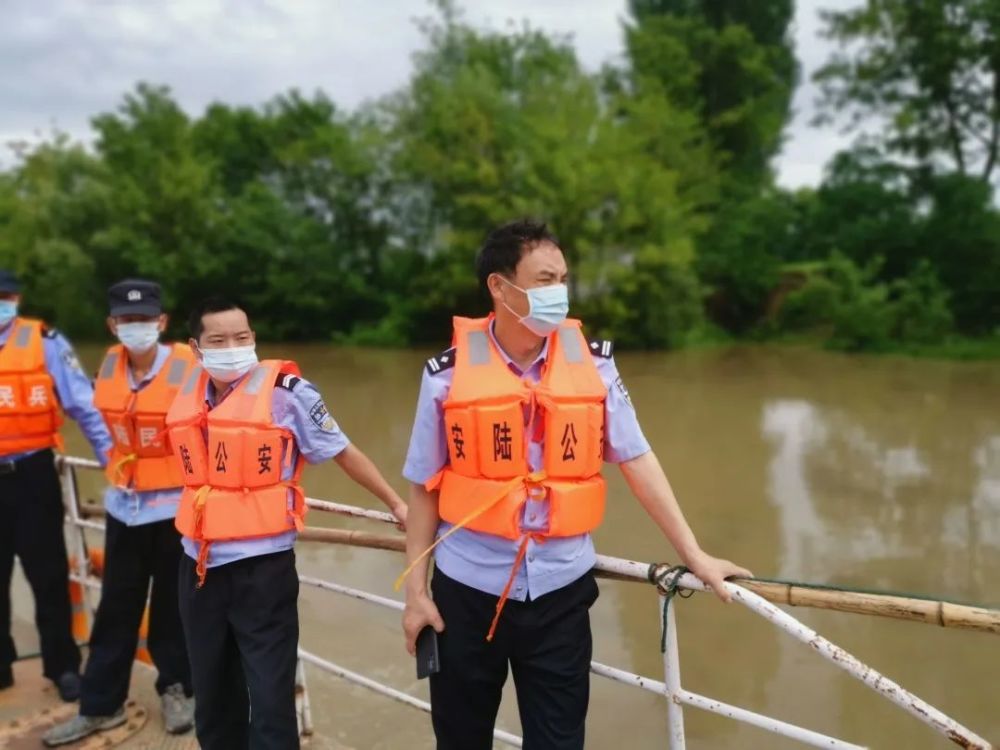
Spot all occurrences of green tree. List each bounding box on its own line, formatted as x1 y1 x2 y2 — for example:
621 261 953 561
384 8 715 345
918 173 1000 332
816 0 1000 183
89 82 225 327
890 260 954 344
0 137 109 337
625 0 797 184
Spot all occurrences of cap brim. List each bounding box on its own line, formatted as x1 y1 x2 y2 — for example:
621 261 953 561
0 284 20 294
109 303 161 317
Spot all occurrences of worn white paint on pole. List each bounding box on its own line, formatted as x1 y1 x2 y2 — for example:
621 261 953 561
675 690 866 749
297 648 524 748
299 575 405 612
306 497 396 524
591 658 864 750
62 456 102 470
669 571 993 750
60 460 97 626
58 463 992 750
660 596 687 750
295 658 314 738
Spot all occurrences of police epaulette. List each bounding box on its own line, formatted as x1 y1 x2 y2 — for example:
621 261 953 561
588 338 614 358
276 372 301 391
425 347 456 375
42 326 59 339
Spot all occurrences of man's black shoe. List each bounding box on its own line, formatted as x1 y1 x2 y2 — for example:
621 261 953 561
0 663 12 690
55 671 81 702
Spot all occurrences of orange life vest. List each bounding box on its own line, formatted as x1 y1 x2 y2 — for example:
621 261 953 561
94 343 196 491
414 316 608 640
0 318 63 456
166 360 306 585
429 315 608 541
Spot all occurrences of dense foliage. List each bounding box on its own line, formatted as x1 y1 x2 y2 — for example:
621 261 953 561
1 1 997 352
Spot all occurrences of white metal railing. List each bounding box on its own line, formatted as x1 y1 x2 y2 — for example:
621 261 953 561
57 455 993 750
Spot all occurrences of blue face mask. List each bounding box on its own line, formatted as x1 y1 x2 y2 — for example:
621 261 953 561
0 300 18 327
501 278 569 336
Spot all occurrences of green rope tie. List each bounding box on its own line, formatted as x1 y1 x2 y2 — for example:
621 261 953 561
648 564 694 653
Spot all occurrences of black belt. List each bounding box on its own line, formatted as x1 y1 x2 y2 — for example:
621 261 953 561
0 450 52 475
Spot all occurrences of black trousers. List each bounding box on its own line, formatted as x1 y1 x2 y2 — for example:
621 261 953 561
80 515 191 715
0 449 81 680
178 549 299 750
429 569 599 750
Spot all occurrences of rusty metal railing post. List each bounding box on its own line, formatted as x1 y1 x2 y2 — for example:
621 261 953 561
660 595 687 750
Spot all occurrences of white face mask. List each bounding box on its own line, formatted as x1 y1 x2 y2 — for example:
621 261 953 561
199 344 258 383
115 321 160 353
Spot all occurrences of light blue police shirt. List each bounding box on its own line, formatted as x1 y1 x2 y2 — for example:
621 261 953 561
180 368 350 568
402 323 651 601
0 320 113 465
103 343 183 527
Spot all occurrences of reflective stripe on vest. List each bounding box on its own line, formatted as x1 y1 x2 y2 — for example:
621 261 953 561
434 316 607 541
166 359 306 544
0 318 62 454
93 343 196 491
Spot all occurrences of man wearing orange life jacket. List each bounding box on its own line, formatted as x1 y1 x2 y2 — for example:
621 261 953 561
171 297 407 750
44 280 195 747
0 269 113 703
400 220 752 750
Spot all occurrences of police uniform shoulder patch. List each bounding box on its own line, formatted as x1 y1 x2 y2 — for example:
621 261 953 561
308 397 339 433
275 372 301 391
588 338 614 359
425 347 456 376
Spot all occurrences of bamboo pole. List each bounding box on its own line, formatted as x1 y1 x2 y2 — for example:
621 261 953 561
298 526 406 553
77 503 1000 636
297 527 1000 636
729 578 1000 635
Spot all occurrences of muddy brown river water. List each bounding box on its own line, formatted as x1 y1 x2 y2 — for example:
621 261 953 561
29 343 999 748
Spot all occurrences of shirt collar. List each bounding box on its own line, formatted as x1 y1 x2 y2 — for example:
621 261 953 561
128 343 171 389
205 370 250 407
487 318 548 376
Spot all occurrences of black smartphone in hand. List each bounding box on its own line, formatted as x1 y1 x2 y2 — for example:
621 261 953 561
415 625 440 679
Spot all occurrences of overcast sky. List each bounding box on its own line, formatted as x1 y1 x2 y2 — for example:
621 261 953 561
1 0 861 187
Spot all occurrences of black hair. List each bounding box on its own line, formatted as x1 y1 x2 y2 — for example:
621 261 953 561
475 219 560 291
187 296 249 340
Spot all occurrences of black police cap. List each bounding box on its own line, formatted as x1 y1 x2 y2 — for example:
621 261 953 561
108 279 162 317
0 269 21 294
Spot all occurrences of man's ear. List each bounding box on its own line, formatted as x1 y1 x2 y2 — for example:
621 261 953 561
486 273 506 304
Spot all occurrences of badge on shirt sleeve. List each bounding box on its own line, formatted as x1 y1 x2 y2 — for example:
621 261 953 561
309 398 339 433
614 376 633 409
61 349 82 372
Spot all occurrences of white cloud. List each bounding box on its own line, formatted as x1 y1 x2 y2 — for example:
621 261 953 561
1 0 860 186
